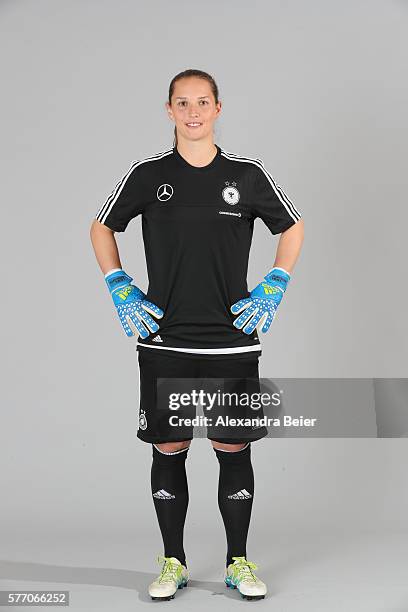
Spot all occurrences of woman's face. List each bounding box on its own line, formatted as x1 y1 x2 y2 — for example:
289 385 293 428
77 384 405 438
166 77 221 143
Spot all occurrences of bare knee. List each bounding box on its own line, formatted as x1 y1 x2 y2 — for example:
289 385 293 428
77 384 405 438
211 441 247 452
155 440 192 453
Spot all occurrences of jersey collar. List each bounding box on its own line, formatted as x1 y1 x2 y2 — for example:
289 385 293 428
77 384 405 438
173 144 221 172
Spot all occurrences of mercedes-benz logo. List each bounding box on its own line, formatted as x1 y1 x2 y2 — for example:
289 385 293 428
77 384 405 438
157 183 174 202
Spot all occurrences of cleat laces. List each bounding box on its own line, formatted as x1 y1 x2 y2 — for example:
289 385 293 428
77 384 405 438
231 556 259 583
157 556 180 584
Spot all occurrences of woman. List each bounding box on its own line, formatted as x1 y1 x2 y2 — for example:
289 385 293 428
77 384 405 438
90 69 304 601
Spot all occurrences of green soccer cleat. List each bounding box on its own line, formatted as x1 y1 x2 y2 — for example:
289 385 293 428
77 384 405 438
224 556 267 600
148 555 189 601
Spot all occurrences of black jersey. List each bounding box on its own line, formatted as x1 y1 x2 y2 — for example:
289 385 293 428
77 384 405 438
96 144 301 358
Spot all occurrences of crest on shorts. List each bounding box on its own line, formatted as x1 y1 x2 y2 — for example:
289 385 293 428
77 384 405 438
222 181 240 205
138 409 148 430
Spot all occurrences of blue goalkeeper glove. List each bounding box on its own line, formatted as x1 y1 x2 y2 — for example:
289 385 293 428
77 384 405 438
231 267 291 335
105 269 164 338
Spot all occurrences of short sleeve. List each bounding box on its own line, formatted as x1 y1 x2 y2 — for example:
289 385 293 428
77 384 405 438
250 161 302 234
95 161 146 232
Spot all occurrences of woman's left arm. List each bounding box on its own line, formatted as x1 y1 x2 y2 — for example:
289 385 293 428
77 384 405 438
272 218 304 274
230 219 305 335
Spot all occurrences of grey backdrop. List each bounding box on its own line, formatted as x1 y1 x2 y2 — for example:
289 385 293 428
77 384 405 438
1 1 407 610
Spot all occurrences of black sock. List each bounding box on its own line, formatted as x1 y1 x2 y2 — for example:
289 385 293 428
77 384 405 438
214 443 254 567
151 444 189 568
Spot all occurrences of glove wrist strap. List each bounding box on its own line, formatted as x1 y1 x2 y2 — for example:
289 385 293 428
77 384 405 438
264 267 291 292
104 267 122 278
105 268 133 294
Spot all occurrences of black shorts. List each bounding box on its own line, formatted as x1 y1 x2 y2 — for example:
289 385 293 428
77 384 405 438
136 347 268 444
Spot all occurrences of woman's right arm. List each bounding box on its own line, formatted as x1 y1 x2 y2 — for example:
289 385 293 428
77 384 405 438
90 218 163 338
90 218 122 275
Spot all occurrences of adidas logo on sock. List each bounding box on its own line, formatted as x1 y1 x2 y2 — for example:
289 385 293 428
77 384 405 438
227 489 252 500
153 489 175 499
152 335 163 343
